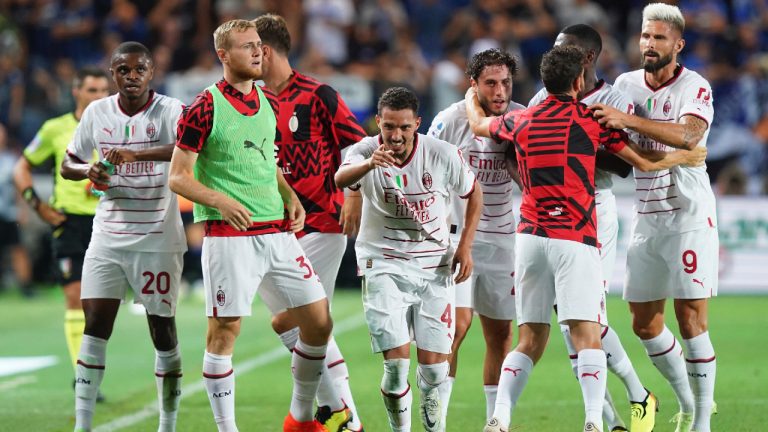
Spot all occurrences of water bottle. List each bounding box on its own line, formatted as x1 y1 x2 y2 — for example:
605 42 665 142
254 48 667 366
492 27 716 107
91 159 115 197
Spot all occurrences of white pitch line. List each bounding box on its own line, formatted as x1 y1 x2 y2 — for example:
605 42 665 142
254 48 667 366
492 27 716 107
95 315 366 431
0 375 37 391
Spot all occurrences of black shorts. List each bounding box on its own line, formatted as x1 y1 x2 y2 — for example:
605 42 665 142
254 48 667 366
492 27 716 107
0 220 21 247
52 214 93 284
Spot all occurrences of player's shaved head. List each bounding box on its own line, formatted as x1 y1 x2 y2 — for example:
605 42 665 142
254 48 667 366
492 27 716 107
110 41 152 65
559 24 603 59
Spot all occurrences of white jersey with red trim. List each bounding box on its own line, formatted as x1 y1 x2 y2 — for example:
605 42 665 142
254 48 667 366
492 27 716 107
344 134 476 279
614 66 716 234
67 92 187 252
529 80 634 195
428 99 524 250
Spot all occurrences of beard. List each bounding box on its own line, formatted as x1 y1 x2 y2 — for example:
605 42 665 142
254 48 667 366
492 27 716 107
642 52 674 72
479 95 509 116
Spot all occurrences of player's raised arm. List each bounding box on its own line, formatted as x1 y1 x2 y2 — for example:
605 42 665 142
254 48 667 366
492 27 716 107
590 103 708 151
168 146 252 231
334 144 396 189
599 127 707 172
464 87 494 138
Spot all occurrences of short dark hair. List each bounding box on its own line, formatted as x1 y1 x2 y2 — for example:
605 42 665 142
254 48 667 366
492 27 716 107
110 41 152 64
560 24 602 58
540 45 585 94
377 87 419 115
73 67 108 88
253 14 291 54
466 49 518 81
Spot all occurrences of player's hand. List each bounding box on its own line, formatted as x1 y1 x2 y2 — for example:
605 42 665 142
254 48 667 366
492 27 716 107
87 162 111 185
217 195 253 231
683 146 707 167
105 148 137 165
286 196 306 233
368 145 396 169
452 245 473 284
464 86 478 103
589 103 628 129
340 191 362 237
37 202 66 226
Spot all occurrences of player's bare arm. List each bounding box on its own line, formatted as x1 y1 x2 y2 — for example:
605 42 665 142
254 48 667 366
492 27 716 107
452 182 482 283
615 140 707 172
168 146 253 231
13 157 67 226
340 189 362 237
596 149 633 178
61 153 111 185
464 87 494 138
335 144 396 188
104 144 175 165
276 170 305 233
590 103 707 150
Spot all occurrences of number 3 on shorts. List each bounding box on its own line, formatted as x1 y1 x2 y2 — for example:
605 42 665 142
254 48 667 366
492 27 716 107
440 304 452 328
295 256 315 279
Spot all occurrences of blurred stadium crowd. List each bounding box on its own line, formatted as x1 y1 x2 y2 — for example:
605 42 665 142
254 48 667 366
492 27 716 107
1 0 768 290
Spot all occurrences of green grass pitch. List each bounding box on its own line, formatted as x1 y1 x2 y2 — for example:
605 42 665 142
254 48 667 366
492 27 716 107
1 288 766 431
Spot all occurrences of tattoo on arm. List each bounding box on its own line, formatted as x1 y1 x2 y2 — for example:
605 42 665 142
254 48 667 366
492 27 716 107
682 116 707 149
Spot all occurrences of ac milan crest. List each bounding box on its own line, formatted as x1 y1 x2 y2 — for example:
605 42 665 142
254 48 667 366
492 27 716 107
146 122 157 139
216 289 226 306
663 99 672 117
422 172 433 189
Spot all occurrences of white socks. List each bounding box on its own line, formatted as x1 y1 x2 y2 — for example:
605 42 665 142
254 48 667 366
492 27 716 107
483 385 498 421
577 349 607 427
326 337 362 429
75 335 108 431
642 326 695 413
155 346 182 432
438 376 454 426
492 351 533 429
381 358 412 431
602 326 647 401
203 351 237 432
683 331 717 432
289 338 327 422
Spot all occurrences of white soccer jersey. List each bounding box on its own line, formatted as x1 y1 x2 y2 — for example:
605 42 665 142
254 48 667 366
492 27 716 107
67 92 187 252
344 134 476 280
614 66 717 234
428 99 525 250
529 80 634 194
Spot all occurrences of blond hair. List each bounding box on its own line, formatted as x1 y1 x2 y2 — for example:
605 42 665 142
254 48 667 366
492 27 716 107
213 19 256 51
642 3 685 35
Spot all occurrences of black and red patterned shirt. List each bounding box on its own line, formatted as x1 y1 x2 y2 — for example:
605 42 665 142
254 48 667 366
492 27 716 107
273 70 366 236
176 78 283 237
490 95 627 246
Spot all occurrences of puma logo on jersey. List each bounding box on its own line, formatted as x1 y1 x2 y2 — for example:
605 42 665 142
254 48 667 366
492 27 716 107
693 278 705 289
581 370 601 380
102 127 114 137
548 206 563 216
244 138 267 160
503 367 522 376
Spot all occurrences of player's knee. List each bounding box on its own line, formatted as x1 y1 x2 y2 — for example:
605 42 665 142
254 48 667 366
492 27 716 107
631 318 663 340
675 312 708 339
381 358 411 395
416 361 449 391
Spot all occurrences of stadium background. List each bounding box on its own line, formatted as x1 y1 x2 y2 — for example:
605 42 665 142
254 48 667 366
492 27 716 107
0 0 767 430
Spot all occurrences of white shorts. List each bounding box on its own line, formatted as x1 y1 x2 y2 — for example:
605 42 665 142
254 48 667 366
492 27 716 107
624 226 719 302
596 192 618 289
362 272 455 354
260 233 346 314
454 241 516 320
81 246 183 317
202 233 326 317
515 234 606 326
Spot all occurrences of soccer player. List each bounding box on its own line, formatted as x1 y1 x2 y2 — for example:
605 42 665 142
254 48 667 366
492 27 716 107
254 14 366 432
335 87 482 432
168 19 333 432
591 4 719 432
61 42 186 432
427 48 524 426
467 45 706 432
528 24 656 432
13 67 109 401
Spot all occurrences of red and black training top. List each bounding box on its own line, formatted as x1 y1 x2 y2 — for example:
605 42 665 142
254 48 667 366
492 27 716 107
273 70 366 237
490 94 627 247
